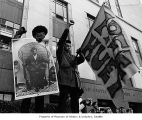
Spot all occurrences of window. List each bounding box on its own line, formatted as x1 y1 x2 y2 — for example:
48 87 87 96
0 0 24 24
14 24 20 30
0 94 3 100
87 13 95 28
52 0 69 39
0 93 12 101
0 18 20 46
0 24 13 34
132 37 142 67
104 0 111 9
99 0 111 9
52 0 67 22
0 0 24 49
114 0 123 17
4 94 12 101
0 18 20 31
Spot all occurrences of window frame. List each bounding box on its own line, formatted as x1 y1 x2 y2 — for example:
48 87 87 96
52 0 68 21
87 13 96 28
104 0 111 9
131 37 142 67
114 0 123 17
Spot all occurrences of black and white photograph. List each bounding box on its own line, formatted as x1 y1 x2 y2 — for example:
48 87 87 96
12 38 59 100
0 0 142 118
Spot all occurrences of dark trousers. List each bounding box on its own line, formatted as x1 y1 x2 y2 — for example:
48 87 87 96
21 96 44 113
57 84 79 113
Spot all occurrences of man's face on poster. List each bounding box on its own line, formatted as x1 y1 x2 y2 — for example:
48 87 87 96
32 49 37 56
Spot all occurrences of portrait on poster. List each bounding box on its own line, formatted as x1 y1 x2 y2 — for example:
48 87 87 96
12 38 59 100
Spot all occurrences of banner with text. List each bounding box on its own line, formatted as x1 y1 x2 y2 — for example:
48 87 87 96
80 4 138 108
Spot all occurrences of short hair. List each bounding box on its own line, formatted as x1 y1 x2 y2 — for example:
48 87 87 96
92 102 97 106
31 47 37 52
14 60 19 65
66 40 71 44
32 25 48 37
119 107 124 109
78 88 84 96
86 98 92 106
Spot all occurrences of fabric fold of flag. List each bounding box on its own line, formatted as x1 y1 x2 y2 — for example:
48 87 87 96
80 4 139 108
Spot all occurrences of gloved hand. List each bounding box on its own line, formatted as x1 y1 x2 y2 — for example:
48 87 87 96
76 48 82 54
13 27 27 39
69 20 75 26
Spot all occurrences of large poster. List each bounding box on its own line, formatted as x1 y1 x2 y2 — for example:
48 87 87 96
12 38 59 100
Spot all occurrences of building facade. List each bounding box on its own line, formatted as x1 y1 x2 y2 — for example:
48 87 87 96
0 0 24 100
0 0 142 112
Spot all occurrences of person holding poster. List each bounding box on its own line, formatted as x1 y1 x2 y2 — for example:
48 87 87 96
20 25 56 113
56 21 85 113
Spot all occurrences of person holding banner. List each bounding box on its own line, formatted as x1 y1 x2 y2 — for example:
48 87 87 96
21 25 49 113
56 20 85 113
